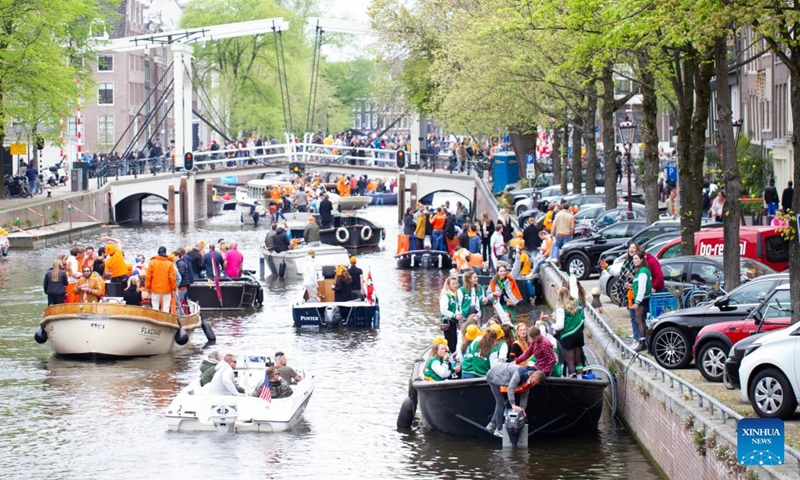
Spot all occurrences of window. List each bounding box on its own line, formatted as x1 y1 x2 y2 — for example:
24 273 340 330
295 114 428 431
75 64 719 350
372 114 377 129
98 82 114 105
601 224 628 239
98 54 113 72
364 114 370 129
68 117 77 136
365 101 371 112
98 115 114 145
633 228 660 244
662 263 686 283
689 262 721 285
661 243 682 259
355 116 361 129
727 280 775 306
764 235 789 264
756 290 791 320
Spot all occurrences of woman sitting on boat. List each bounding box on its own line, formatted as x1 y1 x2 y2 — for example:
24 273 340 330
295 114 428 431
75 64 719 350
424 337 458 381
333 265 354 302
508 321 529 364
439 275 463 352
458 323 482 379
466 324 507 378
457 271 491 322
488 264 522 322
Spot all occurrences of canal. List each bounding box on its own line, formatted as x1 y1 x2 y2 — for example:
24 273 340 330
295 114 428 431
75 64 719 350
0 202 660 479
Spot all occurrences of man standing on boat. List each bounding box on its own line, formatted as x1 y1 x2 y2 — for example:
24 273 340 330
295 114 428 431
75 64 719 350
223 241 244 279
74 266 103 303
319 193 334 229
304 217 321 246
347 256 364 298
145 246 177 313
485 363 545 438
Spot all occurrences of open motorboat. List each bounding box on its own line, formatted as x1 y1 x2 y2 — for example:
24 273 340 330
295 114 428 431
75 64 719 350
395 234 453 269
187 271 264 311
292 266 380 329
164 353 315 433
262 244 350 280
404 348 608 440
34 298 207 358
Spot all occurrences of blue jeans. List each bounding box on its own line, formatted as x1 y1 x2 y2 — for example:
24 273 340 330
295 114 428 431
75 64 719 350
766 202 778 217
629 307 640 339
549 235 572 261
432 229 444 251
177 288 189 315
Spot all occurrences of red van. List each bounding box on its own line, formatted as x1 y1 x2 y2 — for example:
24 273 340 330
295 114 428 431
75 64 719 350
656 226 789 272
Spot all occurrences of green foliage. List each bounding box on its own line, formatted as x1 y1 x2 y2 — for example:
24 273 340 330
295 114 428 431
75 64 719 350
736 136 768 196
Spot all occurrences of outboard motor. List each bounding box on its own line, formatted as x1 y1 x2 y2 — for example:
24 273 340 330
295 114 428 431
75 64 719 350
420 253 432 269
502 408 528 448
323 305 343 327
208 404 238 432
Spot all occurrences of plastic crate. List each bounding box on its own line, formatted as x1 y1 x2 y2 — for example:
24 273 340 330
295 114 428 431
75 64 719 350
649 292 679 318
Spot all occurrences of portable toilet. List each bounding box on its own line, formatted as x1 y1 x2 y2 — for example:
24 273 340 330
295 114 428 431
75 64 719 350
492 152 520 193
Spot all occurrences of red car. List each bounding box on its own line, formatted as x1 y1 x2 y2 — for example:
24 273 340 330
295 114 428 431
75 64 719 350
692 284 791 382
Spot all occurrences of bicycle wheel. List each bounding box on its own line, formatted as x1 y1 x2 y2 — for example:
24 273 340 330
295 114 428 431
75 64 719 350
685 290 709 308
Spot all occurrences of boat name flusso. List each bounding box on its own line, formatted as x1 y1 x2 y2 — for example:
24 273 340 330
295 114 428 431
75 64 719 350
140 327 162 336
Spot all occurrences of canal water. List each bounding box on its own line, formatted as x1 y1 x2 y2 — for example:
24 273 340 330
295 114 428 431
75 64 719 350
0 203 660 479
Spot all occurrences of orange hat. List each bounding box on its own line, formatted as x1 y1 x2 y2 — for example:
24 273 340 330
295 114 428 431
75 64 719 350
515 231 523 237
349 256 357 264
168 253 175 261
464 325 481 342
106 244 116 255
126 262 133 274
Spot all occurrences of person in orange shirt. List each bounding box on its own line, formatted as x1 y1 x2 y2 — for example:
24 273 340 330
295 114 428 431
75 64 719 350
453 247 472 273
145 246 177 313
431 208 447 251
531 230 553 275
270 186 282 204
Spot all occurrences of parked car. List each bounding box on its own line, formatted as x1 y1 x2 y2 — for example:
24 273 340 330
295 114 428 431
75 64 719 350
516 185 576 215
655 226 789 271
723 333 768 390
693 282 791 382
557 220 647 279
645 267 781 369
739 321 800 419
574 206 647 237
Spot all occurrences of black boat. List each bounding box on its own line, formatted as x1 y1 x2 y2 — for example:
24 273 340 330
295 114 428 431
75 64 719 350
291 268 380 329
187 271 264 311
291 214 385 250
407 349 608 439
394 235 453 269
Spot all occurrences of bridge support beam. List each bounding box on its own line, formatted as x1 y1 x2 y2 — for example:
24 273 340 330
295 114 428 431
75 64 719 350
168 184 176 224
205 179 213 219
172 44 194 170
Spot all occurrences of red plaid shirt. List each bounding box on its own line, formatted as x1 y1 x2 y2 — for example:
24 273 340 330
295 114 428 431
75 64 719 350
515 336 556 375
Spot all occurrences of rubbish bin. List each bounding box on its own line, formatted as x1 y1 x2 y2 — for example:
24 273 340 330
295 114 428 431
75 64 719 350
492 152 520 193
71 162 89 191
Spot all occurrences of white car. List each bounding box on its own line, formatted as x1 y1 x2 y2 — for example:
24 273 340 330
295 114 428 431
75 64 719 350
739 321 800 419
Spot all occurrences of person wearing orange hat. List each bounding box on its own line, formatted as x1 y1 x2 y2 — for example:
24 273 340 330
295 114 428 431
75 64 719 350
102 236 128 282
465 323 507 379
459 324 483 379
347 256 363 298
303 215 320 246
424 337 457 381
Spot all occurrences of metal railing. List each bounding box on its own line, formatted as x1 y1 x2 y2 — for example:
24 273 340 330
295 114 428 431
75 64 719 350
545 265 800 470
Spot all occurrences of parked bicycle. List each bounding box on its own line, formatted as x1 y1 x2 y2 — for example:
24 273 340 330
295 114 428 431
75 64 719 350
682 277 727 308
4 174 31 198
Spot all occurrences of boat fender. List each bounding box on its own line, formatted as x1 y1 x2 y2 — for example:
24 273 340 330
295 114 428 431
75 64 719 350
323 305 343 326
360 225 373 241
279 260 286 278
335 227 349 243
397 397 416 429
34 325 48 344
255 287 264 306
201 319 217 343
437 254 442 269
174 327 189 346
410 253 415 268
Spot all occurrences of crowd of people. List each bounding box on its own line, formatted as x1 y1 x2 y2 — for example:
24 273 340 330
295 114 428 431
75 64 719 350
198 350 301 400
42 236 247 314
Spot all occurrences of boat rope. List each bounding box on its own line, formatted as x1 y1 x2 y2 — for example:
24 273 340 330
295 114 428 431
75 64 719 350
306 22 323 133
273 25 293 133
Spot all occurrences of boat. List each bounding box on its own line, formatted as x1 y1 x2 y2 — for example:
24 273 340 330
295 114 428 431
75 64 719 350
317 214 385 250
0 229 9 257
365 192 397 206
262 244 350 280
338 196 372 210
187 271 264 311
395 234 452 269
236 178 293 207
164 353 315 433
34 299 204 358
292 267 380 328
240 210 313 226
407 348 609 439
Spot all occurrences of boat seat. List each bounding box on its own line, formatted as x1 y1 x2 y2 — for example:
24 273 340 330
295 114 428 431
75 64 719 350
321 265 336 279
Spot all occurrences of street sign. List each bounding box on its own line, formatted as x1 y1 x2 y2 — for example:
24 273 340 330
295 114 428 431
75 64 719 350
666 162 678 183
525 153 535 179
10 143 26 155
525 153 534 165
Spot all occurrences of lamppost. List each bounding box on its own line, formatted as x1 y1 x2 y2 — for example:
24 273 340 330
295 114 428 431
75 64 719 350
617 116 637 219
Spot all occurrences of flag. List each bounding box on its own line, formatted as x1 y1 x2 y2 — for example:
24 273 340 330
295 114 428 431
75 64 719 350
210 251 223 308
365 269 374 305
258 383 272 403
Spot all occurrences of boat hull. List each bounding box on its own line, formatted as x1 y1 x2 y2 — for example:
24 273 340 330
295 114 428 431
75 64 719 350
292 301 380 329
365 193 397 205
396 250 453 269
410 353 607 439
40 302 201 357
187 273 263 311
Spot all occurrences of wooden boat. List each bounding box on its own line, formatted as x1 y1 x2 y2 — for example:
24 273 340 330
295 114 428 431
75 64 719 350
292 267 380 329
395 234 452 269
407 348 609 439
187 271 264 311
262 244 350 280
165 353 315 433
34 299 203 358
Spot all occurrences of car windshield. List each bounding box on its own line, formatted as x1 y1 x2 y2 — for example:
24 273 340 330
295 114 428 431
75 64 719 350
740 258 776 279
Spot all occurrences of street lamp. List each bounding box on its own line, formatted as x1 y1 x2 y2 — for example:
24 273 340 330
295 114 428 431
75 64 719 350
617 116 637 219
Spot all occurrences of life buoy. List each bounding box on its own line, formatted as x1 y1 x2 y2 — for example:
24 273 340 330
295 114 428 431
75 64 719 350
360 225 373 241
336 227 350 243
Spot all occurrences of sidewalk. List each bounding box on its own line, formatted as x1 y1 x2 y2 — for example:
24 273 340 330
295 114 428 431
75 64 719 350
0 184 81 214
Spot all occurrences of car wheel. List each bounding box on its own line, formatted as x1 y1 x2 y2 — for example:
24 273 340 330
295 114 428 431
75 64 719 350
749 368 798 419
607 277 622 305
652 326 692 369
722 371 736 390
697 341 727 382
565 254 590 280
516 204 528 216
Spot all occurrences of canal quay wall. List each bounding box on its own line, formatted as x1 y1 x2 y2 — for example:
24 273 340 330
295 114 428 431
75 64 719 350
541 265 797 480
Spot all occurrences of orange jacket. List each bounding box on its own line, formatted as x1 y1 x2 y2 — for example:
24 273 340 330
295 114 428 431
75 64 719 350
431 213 446 230
145 255 177 294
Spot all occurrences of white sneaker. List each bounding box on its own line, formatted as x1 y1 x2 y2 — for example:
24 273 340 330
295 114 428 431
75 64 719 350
493 427 504 438
485 422 496 433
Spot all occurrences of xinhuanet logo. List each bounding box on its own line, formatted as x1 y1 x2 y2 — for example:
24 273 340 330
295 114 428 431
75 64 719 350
738 418 784 466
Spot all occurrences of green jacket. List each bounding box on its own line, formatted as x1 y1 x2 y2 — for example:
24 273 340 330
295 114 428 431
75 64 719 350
632 266 652 306
199 359 218 387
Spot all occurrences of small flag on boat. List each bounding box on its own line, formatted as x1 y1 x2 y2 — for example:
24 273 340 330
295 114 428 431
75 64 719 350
365 269 374 305
258 383 272 403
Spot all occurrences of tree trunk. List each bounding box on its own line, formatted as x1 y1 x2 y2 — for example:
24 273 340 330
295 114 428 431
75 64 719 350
675 54 697 256
714 36 742 291
638 54 660 225
602 65 617 209
561 124 569 195
509 132 536 180
585 80 598 195
789 58 800 322
572 116 582 194
684 53 714 256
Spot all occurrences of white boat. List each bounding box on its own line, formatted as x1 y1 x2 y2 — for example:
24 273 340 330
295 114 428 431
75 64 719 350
164 353 315 433
262 244 350 280
34 299 206 358
236 178 293 207
338 196 372 210
240 210 314 226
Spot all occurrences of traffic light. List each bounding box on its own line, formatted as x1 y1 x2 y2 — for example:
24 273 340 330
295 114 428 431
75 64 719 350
184 152 194 171
289 162 304 175
396 150 406 169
